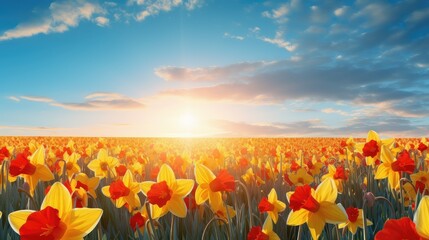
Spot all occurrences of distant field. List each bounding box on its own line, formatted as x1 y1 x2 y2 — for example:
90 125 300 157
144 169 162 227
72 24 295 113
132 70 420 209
0 132 428 239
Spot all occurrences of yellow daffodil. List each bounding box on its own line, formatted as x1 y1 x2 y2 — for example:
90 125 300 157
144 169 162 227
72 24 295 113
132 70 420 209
414 196 429 238
338 207 372 235
321 165 348 193
194 163 228 207
356 130 394 166
8 182 102 239
9 145 54 196
410 171 429 193
286 178 348 240
58 152 81 179
87 149 119 178
102 170 141 212
258 188 286 223
289 168 314 186
375 146 415 190
211 201 236 223
141 164 194 219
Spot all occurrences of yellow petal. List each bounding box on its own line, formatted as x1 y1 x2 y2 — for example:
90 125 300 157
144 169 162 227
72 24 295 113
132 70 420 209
387 170 400 190
35 165 54 181
115 196 126 208
414 196 429 238
268 188 277 203
123 170 133 187
97 149 108 160
348 222 358 235
286 209 308 226
367 130 380 142
174 179 194 197
315 178 337 203
338 223 347 229
30 145 45 165
307 212 326 240
381 145 394 164
318 202 348 224
167 196 187 218
268 211 279 224
157 164 176 186
63 208 103 239
41 182 72 219
8 210 34 234
101 186 111 197
262 215 273 232
374 163 390 179
195 186 209 205
140 181 155 195
151 204 167 219
274 201 286 212
194 163 216 184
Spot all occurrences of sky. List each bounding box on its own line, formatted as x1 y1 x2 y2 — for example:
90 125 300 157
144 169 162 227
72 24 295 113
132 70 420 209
1 0 429 138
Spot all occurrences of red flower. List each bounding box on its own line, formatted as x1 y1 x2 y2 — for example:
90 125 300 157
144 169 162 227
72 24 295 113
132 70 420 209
115 165 128 177
0 146 10 163
289 185 320 212
391 150 415 174
363 140 379 158
9 154 36 177
130 212 146 231
109 180 131 200
334 166 348 180
209 170 235 192
239 157 249 168
247 226 269 240
375 217 423 240
418 143 428 152
19 206 67 240
258 197 274 212
147 181 172 207
150 166 160 180
346 207 359 222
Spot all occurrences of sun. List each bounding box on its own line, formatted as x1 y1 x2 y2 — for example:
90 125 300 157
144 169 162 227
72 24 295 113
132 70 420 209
179 113 197 128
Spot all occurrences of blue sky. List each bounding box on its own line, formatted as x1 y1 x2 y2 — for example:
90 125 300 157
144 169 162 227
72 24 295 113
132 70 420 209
1 0 429 137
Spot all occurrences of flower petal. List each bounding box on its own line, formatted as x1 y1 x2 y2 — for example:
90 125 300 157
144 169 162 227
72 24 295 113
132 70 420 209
174 179 194 197
101 186 110 197
286 209 308 226
63 208 103 239
318 202 348 224
30 145 45 165
268 188 277 203
315 178 338 203
195 186 209 205
140 181 155 195
167 197 187 218
8 210 34 234
307 212 326 240
35 165 54 181
41 182 72 219
194 163 216 184
374 163 390 179
157 164 176 186
263 215 273 232
414 196 429 238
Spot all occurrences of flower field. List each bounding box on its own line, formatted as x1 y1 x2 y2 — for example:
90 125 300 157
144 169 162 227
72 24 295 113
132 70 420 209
0 130 429 240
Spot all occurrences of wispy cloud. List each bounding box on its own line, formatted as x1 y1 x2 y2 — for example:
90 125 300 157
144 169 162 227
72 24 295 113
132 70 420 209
8 96 20 102
20 96 55 103
224 32 244 41
261 31 297 51
135 0 201 21
13 92 144 111
0 0 105 41
51 92 145 110
262 4 289 23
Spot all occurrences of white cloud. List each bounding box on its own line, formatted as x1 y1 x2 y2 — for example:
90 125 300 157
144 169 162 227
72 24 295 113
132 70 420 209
136 0 183 21
262 4 289 23
95 16 109 27
224 32 244 41
334 6 348 17
8 96 20 102
250 26 260 33
185 0 202 10
0 0 105 41
322 108 349 116
407 8 429 23
261 31 297 52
